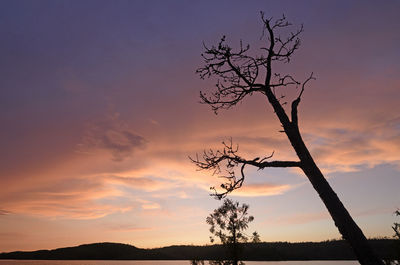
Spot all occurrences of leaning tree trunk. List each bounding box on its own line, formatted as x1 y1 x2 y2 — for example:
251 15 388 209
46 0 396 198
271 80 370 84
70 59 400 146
285 124 384 265
261 77 384 265
195 13 384 263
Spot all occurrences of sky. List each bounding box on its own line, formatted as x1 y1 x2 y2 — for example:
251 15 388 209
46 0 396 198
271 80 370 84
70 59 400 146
0 0 400 252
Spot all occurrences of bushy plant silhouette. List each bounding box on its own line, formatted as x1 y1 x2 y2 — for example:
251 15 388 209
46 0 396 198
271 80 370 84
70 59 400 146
207 199 255 265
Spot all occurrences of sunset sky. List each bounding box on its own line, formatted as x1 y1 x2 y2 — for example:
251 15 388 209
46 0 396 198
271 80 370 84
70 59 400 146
1 0 400 252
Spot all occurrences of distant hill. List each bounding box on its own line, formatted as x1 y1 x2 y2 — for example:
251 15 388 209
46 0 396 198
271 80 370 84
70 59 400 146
0 239 399 261
0 242 169 260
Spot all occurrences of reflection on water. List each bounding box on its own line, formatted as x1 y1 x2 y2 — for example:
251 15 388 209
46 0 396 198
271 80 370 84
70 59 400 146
0 261 360 265
190 261 361 265
191 261 245 265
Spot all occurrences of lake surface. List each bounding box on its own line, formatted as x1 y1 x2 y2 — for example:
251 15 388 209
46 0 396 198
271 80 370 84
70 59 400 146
0 261 360 265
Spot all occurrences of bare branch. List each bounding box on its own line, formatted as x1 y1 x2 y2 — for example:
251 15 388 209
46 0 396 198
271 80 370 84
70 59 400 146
270 74 300 88
197 37 266 113
189 139 301 199
273 24 303 63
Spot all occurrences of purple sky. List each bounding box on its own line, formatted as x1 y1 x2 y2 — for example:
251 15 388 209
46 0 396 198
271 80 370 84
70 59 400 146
0 0 400 252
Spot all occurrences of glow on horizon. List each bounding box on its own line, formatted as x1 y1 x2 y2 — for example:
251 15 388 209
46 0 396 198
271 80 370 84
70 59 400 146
0 0 400 252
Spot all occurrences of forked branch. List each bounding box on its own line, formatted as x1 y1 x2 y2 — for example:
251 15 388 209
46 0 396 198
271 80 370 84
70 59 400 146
291 72 316 126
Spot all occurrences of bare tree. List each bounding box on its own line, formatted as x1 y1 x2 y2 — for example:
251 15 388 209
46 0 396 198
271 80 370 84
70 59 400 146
191 12 384 265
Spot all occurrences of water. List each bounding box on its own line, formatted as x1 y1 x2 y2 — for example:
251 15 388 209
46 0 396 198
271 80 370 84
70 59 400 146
0 261 359 265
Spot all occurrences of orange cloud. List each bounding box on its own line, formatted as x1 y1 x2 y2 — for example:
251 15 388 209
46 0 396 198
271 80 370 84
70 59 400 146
0 176 128 219
141 202 161 210
0 76 398 222
105 175 177 192
230 183 292 197
105 224 154 232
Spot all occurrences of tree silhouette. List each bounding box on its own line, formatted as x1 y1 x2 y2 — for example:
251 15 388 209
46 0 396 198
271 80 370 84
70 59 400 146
191 12 383 265
391 210 400 265
384 210 400 265
207 199 254 265
393 210 400 241
251 231 261 243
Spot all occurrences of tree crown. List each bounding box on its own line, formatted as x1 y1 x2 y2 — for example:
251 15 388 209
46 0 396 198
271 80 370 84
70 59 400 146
207 199 254 244
191 13 313 199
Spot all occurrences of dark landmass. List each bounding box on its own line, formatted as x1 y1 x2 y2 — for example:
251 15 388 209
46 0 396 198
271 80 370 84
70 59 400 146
0 239 399 261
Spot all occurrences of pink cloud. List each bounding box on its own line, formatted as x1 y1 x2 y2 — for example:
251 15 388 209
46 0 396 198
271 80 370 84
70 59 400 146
77 112 147 161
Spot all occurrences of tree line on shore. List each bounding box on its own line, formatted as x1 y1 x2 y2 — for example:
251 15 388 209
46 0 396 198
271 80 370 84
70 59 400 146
1 239 398 261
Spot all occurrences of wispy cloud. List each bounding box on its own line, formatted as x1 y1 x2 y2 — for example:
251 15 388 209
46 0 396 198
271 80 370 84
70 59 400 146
303 118 400 172
0 209 10 216
105 175 176 192
104 224 153 232
0 177 128 219
78 112 147 161
140 202 161 210
231 183 292 197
